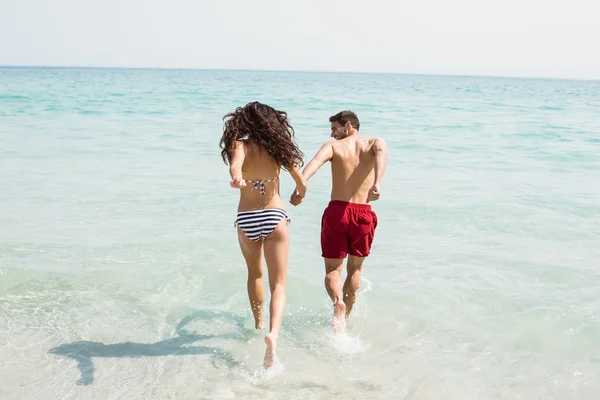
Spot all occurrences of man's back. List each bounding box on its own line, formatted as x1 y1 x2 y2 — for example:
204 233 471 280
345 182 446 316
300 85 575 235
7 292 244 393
295 112 387 207
330 136 377 204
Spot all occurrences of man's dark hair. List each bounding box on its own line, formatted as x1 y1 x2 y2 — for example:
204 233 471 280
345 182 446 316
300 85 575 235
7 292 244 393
329 110 360 131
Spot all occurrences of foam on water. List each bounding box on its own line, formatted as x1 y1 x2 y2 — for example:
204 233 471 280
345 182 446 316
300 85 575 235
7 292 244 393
323 330 369 355
249 362 285 382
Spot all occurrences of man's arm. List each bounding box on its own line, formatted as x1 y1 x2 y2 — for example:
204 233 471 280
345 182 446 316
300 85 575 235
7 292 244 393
372 138 387 186
229 141 246 188
367 138 387 202
302 142 334 181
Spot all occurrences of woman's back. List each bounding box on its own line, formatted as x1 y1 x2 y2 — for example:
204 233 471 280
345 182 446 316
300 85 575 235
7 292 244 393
237 140 284 211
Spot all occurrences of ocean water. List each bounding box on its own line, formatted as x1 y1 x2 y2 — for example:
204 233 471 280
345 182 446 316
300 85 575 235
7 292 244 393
1 67 600 400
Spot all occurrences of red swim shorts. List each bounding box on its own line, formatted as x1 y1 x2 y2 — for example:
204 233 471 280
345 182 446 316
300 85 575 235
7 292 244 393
321 200 378 258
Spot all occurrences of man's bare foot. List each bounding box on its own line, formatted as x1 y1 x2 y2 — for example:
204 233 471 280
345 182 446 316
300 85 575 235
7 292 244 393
263 333 278 368
332 300 347 333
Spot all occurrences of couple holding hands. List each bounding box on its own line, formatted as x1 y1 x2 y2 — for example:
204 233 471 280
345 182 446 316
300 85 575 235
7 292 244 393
219 102 387 368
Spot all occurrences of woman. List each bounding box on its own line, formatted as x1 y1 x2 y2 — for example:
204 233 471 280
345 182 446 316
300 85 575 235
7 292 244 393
220 101 306 368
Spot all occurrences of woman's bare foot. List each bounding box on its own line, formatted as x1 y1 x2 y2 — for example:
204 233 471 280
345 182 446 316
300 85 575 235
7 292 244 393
263 333 278 368
332 300 347 334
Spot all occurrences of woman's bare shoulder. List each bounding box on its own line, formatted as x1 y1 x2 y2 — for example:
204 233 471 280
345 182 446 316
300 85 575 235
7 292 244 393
232 140 246 150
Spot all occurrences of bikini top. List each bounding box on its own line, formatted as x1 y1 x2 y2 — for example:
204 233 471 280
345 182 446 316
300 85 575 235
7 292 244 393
247 176 278 195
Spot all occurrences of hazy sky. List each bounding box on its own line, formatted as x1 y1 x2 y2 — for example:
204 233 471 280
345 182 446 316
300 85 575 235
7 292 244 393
1 0 598 79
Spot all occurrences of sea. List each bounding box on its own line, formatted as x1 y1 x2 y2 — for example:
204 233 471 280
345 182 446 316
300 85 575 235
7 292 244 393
1 67 599 400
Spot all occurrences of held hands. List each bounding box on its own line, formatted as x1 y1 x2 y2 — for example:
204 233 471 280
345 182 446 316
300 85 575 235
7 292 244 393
289 183 306 206
230 176 246 189
289 189 303 206
367 183 381 202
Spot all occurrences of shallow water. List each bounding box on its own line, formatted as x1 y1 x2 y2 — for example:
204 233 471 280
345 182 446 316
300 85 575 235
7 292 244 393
1 68 600 399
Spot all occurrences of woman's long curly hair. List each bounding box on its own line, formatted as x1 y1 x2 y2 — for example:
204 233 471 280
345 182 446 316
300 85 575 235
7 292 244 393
220 102 304 170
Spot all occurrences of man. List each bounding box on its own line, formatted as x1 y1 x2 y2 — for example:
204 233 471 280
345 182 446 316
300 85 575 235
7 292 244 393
290 110 387 332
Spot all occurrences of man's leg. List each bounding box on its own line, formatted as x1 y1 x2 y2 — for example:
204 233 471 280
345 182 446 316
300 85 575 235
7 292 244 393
346 205 377 318
324 257 346 332
344 255 365 318
320 201 349 332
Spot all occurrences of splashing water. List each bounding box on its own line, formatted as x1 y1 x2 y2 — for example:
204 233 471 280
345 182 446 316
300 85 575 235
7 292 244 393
323 329 369 355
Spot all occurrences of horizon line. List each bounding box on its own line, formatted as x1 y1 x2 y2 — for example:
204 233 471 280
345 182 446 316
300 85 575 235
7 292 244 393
1 64 598 82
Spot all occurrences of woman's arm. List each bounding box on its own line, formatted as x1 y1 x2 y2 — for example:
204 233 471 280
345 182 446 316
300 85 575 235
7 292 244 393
289 164 307 198
229 141 246 188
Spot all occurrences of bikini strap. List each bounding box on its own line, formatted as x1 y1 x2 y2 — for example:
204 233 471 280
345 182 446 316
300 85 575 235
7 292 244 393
248 176 278 195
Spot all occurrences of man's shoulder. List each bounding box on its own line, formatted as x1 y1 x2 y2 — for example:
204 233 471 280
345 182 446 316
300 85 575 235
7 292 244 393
318 140 339 153
363 136 384 144
358 136 385 151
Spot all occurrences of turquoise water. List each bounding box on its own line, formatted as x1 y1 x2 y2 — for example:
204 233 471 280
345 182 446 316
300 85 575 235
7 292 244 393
1 67 600 399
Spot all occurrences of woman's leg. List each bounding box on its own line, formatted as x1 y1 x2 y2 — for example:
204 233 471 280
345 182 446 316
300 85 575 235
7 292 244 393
237 227 265 329
262 219 289 367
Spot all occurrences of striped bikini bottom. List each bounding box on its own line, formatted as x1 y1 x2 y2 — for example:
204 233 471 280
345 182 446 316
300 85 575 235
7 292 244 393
234 208 291 241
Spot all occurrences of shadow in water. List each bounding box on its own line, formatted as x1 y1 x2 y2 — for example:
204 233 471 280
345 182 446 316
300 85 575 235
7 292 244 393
48 309 248 386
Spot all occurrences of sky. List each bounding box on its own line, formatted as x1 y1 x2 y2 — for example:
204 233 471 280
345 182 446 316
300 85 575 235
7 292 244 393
0 0 598 80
